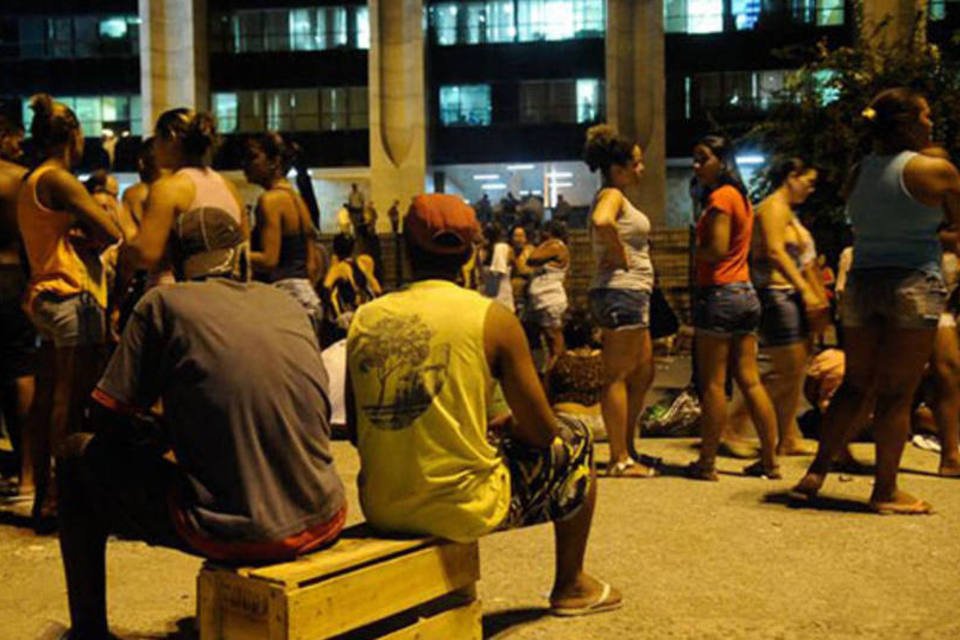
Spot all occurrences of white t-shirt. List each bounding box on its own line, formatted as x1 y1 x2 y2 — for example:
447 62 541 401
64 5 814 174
482 242 515 311
321 339 347 427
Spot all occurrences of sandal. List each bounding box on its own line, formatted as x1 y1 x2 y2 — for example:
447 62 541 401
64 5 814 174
606 459 658 478
685 461 718 482
743 461 782 480
551 581 624 617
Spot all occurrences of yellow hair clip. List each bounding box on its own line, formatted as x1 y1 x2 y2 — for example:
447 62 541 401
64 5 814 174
862 107 877 121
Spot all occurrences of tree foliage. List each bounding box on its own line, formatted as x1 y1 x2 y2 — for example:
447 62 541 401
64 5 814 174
746 1 960 222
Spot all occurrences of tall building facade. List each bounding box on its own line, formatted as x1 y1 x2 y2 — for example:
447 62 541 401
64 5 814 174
0 0 955 230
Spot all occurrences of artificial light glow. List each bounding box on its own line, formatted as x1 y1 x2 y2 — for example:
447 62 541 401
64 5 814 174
552 182 573 188
481 183 507 190
507 164 535 171
546 171 573 179
473 174 501 181
736 154 766 165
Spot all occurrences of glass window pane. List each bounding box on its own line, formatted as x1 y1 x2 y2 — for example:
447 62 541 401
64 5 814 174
292 89 319 131
354 6 370 49
73 16 98 57
576 79 601 123
213 93 238 133
431 3 459 45
817 0 844 26
320 87 347 131
48 17 73 58
19 17 45 58
289 9 318 51
348 86 369 129
263 10 290 51
74 97 103 136
439 85 491 127
131 95 142 135
663 0 723 34
731 0 761 30
235 12 263 53
238 91 265 132
549 81 576 122
519 81 547 124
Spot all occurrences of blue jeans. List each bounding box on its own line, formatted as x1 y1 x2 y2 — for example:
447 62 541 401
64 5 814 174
693 283 761 337
588 288 650 330
758 287 807 347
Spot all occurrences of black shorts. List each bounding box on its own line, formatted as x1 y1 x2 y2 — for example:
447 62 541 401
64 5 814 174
0 267 37 381
499 414 594 529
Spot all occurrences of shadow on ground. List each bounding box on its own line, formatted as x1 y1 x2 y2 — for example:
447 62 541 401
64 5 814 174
763 490 873 514
482 607 549 638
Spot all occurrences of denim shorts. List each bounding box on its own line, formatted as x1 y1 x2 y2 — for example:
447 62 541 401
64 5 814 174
758 287 807 347
31 292 106 348
841 268 946 330
588 288 650 330
528 302 568 329
693 282 761 337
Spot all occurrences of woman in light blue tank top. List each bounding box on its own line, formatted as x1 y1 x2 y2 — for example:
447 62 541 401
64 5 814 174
794 88 960 515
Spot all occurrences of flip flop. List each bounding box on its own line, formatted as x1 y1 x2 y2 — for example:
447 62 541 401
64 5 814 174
685 461 718 482
606 459 658 478
550 581 623 617
869 498 934 516
743 461 782 480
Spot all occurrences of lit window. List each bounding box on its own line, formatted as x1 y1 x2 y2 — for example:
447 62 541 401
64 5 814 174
816 0 844 26
213 93 239 133
430 0 603 46
519 79 603 124
440 85 492 127
99 16 128 39
576 79 602 123
319 86 369 131
731 0 761 30
22 94 140 137
354 6 370 49
664 0 723 34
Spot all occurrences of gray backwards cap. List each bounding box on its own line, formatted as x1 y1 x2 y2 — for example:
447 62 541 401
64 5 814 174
172 207 248 281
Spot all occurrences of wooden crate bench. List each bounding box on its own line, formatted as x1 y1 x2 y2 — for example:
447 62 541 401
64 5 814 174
197 525 482 640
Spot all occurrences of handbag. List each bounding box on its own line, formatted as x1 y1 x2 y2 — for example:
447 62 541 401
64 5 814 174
649 286 679 339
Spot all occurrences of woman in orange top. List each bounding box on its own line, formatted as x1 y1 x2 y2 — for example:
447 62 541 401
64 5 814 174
688 135 779 481
17 94 122 523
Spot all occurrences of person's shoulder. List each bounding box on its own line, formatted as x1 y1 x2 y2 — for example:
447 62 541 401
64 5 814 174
707 184 746 214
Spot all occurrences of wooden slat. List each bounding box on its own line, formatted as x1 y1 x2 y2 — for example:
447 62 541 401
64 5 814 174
377 600 483 640
286 541 480 639
201 569 280 640
246 535 435 587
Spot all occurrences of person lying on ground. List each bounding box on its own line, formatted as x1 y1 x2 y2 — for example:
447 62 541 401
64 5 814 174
346 193 622 617
57 208 345 640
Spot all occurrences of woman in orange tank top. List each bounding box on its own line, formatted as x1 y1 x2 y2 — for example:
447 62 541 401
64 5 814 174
688 134 780 482
16 94 122 525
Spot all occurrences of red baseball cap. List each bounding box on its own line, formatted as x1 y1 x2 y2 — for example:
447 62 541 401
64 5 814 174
404 193 479 255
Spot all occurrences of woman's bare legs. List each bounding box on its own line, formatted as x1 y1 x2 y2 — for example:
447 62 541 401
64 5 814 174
764 342 812 455
730 334 779 472
694 332 731 471
931 323 960 476
795 324 937 511
600 327 654 475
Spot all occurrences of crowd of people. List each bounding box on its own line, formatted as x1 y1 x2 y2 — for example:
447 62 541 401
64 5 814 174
0 85 958 638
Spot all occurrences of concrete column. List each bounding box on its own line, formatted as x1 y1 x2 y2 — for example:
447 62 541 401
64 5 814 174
139 0 209 136
860 0 925 48
368 0 428 232
605 0 667 227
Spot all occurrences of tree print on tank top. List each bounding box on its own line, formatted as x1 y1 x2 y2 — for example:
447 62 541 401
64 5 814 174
353 314 450 430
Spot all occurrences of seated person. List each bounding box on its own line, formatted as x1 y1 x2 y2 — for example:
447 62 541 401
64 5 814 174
346 194 621 616
322 233 380 343
57 208 346 640
546 307 606 442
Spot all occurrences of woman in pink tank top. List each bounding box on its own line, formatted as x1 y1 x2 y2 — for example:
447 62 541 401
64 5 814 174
120 108 248 284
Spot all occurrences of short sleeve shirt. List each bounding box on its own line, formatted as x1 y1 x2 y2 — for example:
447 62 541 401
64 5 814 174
96 279 345 543
696 185 754 287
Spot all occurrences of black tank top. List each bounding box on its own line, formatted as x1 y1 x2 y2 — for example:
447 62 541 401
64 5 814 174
253 188 310 283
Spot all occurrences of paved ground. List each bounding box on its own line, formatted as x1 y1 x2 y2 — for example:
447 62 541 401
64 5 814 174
2 358 959 639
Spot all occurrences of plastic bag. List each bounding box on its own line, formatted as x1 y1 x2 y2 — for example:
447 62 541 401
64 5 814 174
639 387 701 437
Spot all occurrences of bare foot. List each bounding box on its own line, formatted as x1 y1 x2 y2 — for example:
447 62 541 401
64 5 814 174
869 489 934 515
550 572 623 615
776 439 816 457
790 472 825 499
939 459 960 478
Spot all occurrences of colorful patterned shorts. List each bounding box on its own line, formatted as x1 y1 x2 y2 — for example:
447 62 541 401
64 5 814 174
499 414 594 529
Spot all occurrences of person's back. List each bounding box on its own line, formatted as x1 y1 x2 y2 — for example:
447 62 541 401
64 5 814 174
176 167 243 224
695 184 754 286
348 280 508 541
848 151 943 273
98 278 345 544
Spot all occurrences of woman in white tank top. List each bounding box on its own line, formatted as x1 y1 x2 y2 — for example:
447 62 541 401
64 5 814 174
526 219 570 367
121 108 248 284
583 124 658 478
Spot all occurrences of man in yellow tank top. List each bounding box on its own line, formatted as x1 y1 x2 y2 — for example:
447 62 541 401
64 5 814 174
347 194 621 616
